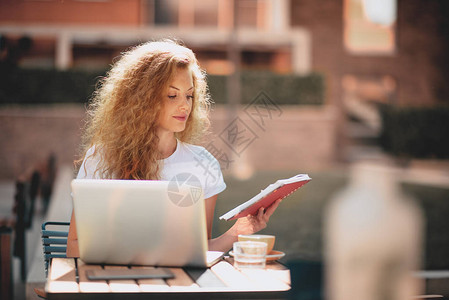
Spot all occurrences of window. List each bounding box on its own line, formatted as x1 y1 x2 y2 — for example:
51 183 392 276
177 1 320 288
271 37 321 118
344 0 396 55
145 0 270 29
194 0 219 27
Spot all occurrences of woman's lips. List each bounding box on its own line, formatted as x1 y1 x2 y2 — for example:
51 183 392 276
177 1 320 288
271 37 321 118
173 115 187 121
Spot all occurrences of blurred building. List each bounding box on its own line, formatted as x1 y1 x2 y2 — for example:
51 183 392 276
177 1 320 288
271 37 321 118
1 0 448 166
1 0 448 107
0 0 308 75
296 0 448 108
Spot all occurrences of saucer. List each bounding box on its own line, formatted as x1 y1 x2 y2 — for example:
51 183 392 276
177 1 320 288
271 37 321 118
229 250 285 261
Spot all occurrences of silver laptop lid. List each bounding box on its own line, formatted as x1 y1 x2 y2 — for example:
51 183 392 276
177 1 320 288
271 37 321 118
71 178 209 267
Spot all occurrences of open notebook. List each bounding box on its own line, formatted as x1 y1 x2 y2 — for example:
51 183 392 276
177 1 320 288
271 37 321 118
220 174 311 221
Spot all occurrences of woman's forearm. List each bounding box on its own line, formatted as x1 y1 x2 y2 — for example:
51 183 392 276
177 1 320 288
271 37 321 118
208 226 239 252
208 203 281 252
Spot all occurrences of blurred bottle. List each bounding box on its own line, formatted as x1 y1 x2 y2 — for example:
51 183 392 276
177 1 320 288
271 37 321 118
324 161 424 300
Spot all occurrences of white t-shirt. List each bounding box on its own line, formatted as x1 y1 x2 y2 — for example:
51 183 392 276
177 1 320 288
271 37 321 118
77 140 226 199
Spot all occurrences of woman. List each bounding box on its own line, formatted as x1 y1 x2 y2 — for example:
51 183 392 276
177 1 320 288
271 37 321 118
67 40 280 257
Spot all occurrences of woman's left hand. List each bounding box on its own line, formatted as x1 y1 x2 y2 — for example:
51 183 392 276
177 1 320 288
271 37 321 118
231 199 282 236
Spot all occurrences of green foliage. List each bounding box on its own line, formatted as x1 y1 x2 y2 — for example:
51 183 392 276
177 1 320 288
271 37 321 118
208 72 324 105
0 67 105 104
0 68 325 106
379 105 449 159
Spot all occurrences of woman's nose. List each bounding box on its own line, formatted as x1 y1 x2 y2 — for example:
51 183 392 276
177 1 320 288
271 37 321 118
179 97 190 111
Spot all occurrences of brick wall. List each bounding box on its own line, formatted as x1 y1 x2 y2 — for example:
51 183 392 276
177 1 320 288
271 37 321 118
0 104 338 180
291 0 449 106
210 105 338 175
0 105 85 179
0 0 142 25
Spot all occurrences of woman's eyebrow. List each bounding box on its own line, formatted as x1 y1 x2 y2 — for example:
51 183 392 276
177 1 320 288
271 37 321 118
169 86 194 91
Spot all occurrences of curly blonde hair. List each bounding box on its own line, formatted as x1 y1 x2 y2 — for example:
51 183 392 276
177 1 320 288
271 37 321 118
78 40 211 180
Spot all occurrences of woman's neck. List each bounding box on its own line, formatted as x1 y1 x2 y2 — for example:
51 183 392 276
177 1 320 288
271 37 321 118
158 132 177 159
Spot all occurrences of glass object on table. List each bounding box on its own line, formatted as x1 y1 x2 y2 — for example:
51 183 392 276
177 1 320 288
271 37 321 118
233 241 267 269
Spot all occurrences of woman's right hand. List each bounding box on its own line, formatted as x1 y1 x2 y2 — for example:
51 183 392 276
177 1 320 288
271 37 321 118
230 199 282 236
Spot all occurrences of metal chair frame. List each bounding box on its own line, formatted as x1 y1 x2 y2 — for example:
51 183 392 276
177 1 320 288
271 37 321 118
41 221 70 276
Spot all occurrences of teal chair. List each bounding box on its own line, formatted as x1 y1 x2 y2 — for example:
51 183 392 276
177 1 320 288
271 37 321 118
34 221 70 299
41 221 70 276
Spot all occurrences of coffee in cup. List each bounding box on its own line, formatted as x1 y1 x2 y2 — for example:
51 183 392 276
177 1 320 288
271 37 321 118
238 234 275 254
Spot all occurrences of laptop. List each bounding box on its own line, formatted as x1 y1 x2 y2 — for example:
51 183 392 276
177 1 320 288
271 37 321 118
71 178 224 268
